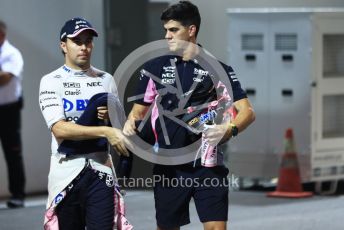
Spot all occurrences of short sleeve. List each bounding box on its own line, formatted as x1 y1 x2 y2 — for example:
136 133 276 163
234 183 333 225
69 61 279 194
108 75 119 96
1 49 23 78
39 75 65 129
224 65 247 102
134 65 158 105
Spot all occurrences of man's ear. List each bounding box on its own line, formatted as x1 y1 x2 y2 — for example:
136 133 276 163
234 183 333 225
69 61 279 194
189 25 197 38
60 41 67 54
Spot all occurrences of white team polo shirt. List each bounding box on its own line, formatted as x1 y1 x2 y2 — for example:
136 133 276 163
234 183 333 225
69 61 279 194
39 65 119 206
0 40 24 105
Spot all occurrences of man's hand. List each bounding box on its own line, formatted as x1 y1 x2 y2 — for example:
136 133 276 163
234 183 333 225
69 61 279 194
204 98 256 146
97 106 109 120
203 123 231 146
105 127 133 156
123 103 150 136
123 119 137 136
0 71 13 86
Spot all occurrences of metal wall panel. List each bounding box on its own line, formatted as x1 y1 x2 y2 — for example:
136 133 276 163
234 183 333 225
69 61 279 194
268 13 312 156
227 11 312 180
227 14 270 157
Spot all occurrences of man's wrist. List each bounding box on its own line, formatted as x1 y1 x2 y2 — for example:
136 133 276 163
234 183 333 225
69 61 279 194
221 123 232 142
229 123 238 137
102 126 112 138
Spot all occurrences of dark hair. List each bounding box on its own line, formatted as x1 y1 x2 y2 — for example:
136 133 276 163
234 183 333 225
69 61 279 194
160 1 201 37
0 20 7 35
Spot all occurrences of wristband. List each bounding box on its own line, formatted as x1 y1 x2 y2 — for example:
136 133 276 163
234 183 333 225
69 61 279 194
229 123 238 137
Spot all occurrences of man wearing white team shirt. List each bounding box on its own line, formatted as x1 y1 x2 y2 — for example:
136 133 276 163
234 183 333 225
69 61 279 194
0 20 26 208
39 17 130 229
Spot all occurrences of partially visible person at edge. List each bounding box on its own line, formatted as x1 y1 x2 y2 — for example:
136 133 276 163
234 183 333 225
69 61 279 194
123 1 255 230
39 17 130 229
0 19 26 208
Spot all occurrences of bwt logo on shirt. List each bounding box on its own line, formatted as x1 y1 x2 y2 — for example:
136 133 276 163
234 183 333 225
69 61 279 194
63 98 90 112
63 82 81 88
193 68 209 82
193 68 208 76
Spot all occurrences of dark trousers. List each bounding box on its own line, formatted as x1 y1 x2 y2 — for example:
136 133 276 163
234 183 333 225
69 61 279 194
55 167 114 230
116 152 133 179
0 100 26 198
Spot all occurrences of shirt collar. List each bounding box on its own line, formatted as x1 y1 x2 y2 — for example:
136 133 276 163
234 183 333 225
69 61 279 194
62 65 92 76
173 43 202 64
173 56 200 65
0 40 9 56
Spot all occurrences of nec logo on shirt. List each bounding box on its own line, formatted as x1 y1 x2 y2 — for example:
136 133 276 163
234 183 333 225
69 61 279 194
161 66 176 84
63 98 90 112
87 82 102 87
63 82 81 88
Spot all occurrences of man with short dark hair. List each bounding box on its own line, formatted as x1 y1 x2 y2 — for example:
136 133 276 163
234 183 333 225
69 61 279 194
39 17 131 229
124 1 255 230
0 19 26 208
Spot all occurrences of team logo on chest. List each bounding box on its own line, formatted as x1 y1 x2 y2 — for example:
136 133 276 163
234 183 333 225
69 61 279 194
63 98 90 112
161 66 176 85
63 82 81 88
193 68 209 82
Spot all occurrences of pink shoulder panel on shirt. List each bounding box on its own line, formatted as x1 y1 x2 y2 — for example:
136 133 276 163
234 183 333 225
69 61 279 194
143 78 157 103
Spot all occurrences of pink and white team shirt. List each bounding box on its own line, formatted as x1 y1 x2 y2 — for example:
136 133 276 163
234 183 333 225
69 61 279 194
39 65 117 207
40 66 133 229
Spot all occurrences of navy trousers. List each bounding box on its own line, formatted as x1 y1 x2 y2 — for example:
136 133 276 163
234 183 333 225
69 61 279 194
55 166 114 230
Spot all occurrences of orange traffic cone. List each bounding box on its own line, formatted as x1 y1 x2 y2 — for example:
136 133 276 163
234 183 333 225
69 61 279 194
267 128 313 198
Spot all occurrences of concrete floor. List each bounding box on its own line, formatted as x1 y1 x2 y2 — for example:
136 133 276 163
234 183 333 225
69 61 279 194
0 190 343 230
